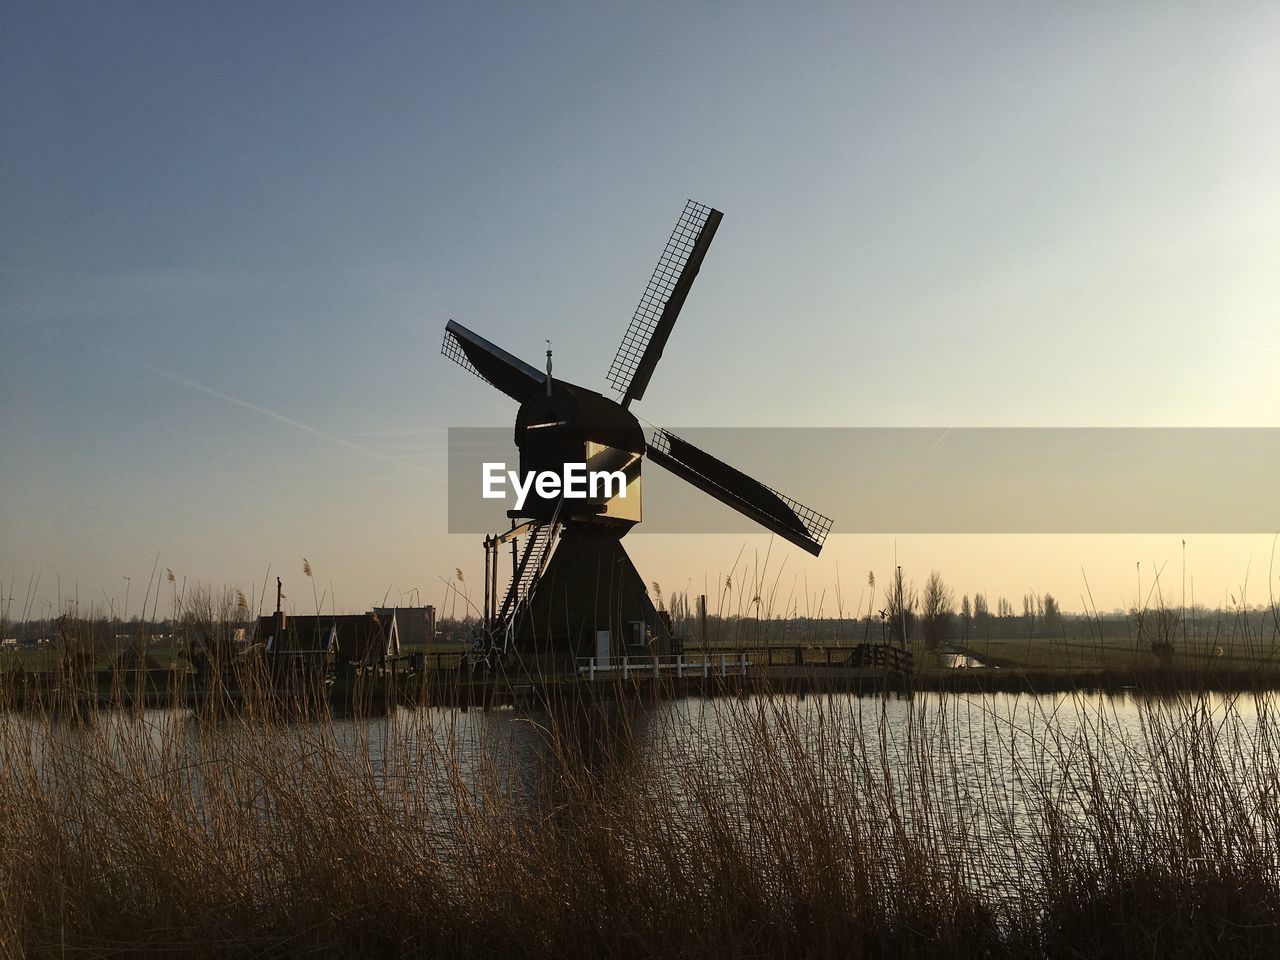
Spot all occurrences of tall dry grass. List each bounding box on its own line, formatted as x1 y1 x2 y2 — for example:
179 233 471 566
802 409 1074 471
3 658 1280 958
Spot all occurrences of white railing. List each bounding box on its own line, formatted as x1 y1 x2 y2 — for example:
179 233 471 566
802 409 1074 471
574 654 749 682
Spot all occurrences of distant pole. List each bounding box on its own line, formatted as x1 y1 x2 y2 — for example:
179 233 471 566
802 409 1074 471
898 565 907 650
545 340 553 397
275 576 286 635
490 539 499 624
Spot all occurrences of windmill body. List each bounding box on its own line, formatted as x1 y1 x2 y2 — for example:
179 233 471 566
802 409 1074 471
442 200 832 668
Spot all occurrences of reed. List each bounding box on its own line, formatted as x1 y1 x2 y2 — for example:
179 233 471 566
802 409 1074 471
3 628 1280 958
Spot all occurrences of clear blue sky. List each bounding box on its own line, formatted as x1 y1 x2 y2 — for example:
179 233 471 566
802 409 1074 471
3 2 1278 618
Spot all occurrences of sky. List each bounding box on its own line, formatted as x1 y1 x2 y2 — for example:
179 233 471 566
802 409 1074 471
2 2 1279 620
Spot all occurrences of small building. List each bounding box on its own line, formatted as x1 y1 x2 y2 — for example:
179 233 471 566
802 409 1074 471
256 611 399 674
256 613 333 674
329 612 400 668
374 605 435 647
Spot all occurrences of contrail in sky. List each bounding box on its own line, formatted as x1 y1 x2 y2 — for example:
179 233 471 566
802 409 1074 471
98 345 434 474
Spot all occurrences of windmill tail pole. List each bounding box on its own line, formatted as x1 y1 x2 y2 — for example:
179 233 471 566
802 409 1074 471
483 537 492 631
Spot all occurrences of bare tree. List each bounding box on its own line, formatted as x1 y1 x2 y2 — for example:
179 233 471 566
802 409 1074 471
973 593 989 625
921 571 955 649
881 568 918 647
1043 593 1061 635
961 595 972 642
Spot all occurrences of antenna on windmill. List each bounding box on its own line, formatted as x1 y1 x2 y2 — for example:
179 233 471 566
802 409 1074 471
545 340 553 396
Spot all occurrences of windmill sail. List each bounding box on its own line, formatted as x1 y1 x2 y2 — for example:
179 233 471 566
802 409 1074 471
607 200 722 408
646 429 832 556
441 320 546 403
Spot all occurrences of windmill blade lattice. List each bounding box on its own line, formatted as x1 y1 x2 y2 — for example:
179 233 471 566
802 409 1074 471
647 428 832 556
441 319 546 403
607 200 722 407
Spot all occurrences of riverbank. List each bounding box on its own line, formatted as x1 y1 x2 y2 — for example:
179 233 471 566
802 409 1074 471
10 656 1280 717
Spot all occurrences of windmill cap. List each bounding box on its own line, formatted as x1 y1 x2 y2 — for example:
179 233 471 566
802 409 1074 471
515 380 644 453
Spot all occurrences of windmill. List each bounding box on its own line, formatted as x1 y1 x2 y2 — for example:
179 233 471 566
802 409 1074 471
441 200 832 666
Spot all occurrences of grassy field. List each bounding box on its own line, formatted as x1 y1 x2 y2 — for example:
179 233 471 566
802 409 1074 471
953 630 1280 672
